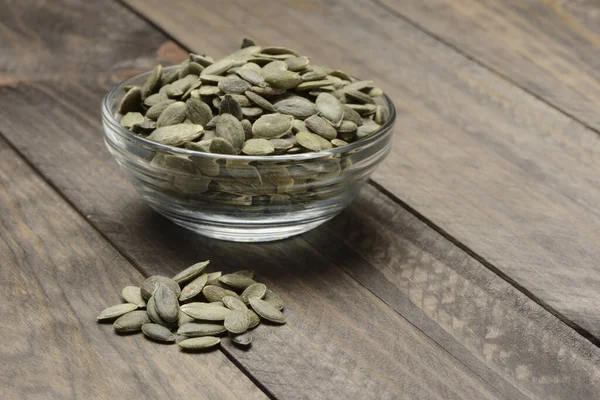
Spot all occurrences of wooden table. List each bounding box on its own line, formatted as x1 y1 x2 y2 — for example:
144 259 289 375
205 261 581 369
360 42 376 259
2 0 600 398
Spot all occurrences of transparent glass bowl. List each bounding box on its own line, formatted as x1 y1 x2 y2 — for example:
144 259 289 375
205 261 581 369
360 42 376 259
102 67 395 242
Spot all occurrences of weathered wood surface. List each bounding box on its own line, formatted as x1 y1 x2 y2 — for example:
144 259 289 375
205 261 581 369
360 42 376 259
1 0 600 398
0 138 267 400
378 0 600 131
0 0 509 399
122 0 600 342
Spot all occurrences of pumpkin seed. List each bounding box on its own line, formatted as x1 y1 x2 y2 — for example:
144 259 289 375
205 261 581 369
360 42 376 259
147 296 172 327
142 323 176 342
201 58 236 76
206 271 223 285
263 288 284 310
219 76 252 94
249 297 286 324
97 303 138 321
146 124 203 146
285 56 309 71
231 331 253 346
244 91 276 112
141 275 181 300
113 310 150 333
246 309 261 328
252 114 294 139
121 286 146 308
374 106 387 125
180 302 231 320
241 38 256 48
331 138 348 147
240 283 267 304
216 113 245 152
156 102 187 127
178 336 220 350
219 94 243 120
356 120 381 138
119 86 142 114
120 112 144 129
177 322 227 337
222 296 248 311
274 97 318 119
154 285 179 323
202 285 240 303
198 85 221 96
141 65 163 99
143 92 167 108
305 115 337 140
186 98 213 126
345 88 375 104
179 273 209 301
236 63 266 87
219 273 257 290
224 310 250 334
223 93 252 107
316 93 343 127
209 137 237 154
173 260 210 284
178 310 195 326
146 99 176 120
295 132 333 151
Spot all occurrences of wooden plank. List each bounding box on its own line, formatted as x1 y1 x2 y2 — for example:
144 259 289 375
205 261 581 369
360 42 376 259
306 185 600 400
0 1 598 399
121 0 600 342
376 0 600 132
0 138 266 399
0 1 506 399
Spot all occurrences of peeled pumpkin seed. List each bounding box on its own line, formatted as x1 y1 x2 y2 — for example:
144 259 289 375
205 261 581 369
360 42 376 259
240 283 267 304
141 275 181 300
244 91 276 112
305 115 337 140
246 309 261 329
178 322 227 337
186 98 213 126
209 137 237 155
113 310 150 333
146 99 176 120
179 273 209 301
224 309 250 334
180 302 231 321
219 273 257 290
141 65 163 99
222 296 248 311
315 93 343 127
249 297 286 324
154 285 179 323
146 124 203 146
296 132 333 151
142 323 176 342
274 97 318 119
216 114 245 152
178 336 221 350
120 112 144 128
231 331 253 346
263 288 284 310
202 285 240 303
122 286 146 308
156 101 187 127
97 303 138 321
119 86 142 114
252 114 293 139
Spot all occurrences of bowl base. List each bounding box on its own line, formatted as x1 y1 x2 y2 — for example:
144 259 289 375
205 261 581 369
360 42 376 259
168 216 336 242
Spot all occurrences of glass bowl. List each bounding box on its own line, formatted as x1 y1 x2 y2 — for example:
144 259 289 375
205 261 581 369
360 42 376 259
102 67 395 242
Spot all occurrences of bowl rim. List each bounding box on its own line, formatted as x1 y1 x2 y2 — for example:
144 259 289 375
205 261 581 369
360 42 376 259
102 65 396 162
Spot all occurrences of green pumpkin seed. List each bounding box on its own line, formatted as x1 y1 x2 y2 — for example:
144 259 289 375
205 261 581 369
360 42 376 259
295 132 333 151
97 303 138 321
274 97 318 119
226 160 263 185
329 69 351 81
331 138 349 147
146 99 176 120
180 302 231 321
305 115 337 140
146 124 203 146
142 323 176 342
316 93 343 127
113 310 150 332
356 120 381 138
216 114 245 152
241 38 256 48
178 310 195 326
241 119 253 140
166 75 198 98
338 120 358 133
261 46 300 56
178 336 220 350
244 91 276 112
209 137 236 154
222 296 248 311
204 116 219 130
345 103 377 115
374 106 387 125
119 86 142 114
201 58 236 76
343 80 374 92
263 288 284 310
143 92 168 107
219 94 243 120
160 69 180 87
219 273 257 290
270 138 294 153
202 285 240 303
172 260 210 284
147 296 171 327
242 107 263 118
251 85 286 97
177 322 226 337
296 80 334 91
179 273 209 301
301 70 328 82
224 309 250 334
186 98 213 126
249 297 286 324
218 76 252 94
141 275 181 300
345 88 376 104
231 331 253 346
122 286 146 308
189 53 214 67
198 85 221 96
292 119 307 133
285 56 309 71
236 63 266 87
156 101 188 127
252 114 294 139
369 87 384 97
120 112 144 129
154 285 179 323
246 309 261 328
223 93 252 107
206 271 223 285
240 283 267 304
141 65 163 99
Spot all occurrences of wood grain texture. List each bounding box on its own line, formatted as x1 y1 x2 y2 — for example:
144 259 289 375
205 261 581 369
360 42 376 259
0 138 267 400
0 0 505 399
377 0 600 131
122 0 600 342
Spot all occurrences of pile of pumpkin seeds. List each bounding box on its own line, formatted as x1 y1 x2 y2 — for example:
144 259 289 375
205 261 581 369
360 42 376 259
97 261 285 350
118 38 387 155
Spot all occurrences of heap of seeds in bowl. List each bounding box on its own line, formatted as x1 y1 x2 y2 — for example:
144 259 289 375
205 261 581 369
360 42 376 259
118 38 387 155
97 261 285 350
